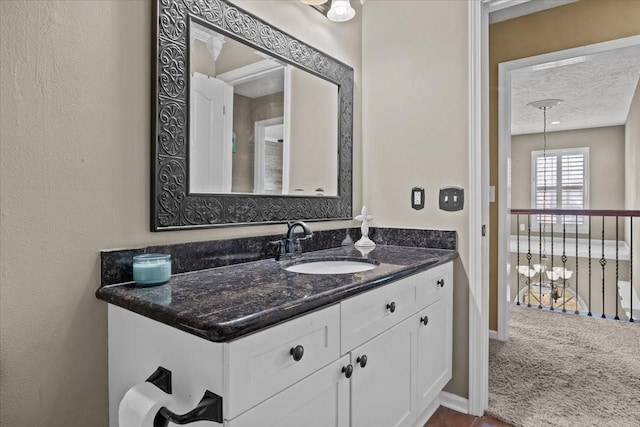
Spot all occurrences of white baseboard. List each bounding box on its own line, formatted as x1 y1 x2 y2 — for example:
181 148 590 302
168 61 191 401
489 329 498 340
439 391 469 414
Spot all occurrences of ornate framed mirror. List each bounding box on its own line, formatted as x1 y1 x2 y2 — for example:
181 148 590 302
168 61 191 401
152 0 354 230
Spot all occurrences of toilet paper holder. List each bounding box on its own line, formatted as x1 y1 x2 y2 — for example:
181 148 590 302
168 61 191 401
145 366 223 426
146 366 172 395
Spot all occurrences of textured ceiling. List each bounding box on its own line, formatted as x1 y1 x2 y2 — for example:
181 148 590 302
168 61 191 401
511 44 640 135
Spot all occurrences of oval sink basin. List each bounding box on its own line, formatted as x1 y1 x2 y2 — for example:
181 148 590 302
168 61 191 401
285 259 377 275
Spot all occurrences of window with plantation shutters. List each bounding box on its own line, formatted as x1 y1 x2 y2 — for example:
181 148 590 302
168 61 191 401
530 147 589 233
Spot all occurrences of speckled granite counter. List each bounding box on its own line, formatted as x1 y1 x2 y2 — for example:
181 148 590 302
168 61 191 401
96 244 457 342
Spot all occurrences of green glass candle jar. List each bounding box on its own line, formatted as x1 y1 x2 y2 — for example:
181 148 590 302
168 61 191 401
132 254 171 286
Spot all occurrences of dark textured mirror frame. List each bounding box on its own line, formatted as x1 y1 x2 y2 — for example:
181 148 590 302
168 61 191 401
152 0 354 231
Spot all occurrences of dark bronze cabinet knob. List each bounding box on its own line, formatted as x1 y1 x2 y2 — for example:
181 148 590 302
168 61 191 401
290 345 304 361
342 364 353 378
437 279 445 287
356 355 368 368
386 302 396 313
420 316 429 326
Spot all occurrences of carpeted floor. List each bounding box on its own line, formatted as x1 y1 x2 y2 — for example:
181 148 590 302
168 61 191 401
487 305 640 427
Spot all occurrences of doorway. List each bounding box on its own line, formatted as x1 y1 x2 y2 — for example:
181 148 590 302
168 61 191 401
496 35 640 340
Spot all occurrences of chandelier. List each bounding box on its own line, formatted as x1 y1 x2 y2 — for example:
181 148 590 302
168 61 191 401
527 99 563 302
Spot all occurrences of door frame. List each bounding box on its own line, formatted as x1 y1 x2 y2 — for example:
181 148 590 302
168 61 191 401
467 0 489 416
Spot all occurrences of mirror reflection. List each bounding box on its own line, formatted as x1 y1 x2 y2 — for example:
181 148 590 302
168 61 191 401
189 21 339 196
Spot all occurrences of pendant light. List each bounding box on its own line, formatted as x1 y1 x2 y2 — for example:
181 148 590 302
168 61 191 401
327 0 355 22
527 99 564 274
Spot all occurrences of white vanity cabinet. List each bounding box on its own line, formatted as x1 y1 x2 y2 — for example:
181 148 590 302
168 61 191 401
108 261 453 427
345 262 453 427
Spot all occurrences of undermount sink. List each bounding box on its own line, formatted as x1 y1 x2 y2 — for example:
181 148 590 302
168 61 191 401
284 258 377 275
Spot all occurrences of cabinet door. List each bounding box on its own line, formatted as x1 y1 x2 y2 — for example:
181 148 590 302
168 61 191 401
227 355 350 427
416 292 453 415
351 317 417 427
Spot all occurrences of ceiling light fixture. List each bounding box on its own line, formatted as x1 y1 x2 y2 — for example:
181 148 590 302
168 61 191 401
327 0 355 22
550 121 561 125
527 99 564 291
301 0 328 5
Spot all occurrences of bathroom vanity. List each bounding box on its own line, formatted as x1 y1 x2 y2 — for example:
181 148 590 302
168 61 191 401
101 0 461 424
99 244 455 427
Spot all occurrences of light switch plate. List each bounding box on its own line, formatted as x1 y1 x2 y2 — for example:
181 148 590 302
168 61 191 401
411 187 425 210
439 187 464 211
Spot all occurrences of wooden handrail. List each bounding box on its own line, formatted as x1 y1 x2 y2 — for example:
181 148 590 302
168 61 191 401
510 208 640 217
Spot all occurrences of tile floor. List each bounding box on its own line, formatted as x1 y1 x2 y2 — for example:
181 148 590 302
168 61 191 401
424 406 512 427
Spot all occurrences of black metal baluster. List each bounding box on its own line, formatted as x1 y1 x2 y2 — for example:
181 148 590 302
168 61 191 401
600 216 607 319
615 216 619 320
562 220 567 313
550 221 555 311
527 215 532 307
631 218 634 323
575 215 579 314
517 214 521 305
588 216 592 317
539 219 543 309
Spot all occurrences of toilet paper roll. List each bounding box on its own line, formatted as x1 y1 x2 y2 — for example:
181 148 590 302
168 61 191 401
119 382 173 427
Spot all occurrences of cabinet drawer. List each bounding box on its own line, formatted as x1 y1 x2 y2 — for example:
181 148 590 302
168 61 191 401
224 304 340 419
227 355 350 427
340 272 420 352
417 262 453 309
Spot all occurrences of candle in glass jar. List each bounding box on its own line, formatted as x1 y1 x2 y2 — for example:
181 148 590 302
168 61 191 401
132 254 172 286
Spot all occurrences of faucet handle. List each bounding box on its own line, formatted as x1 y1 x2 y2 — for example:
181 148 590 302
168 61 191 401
296 234 312 242
269 240 284 261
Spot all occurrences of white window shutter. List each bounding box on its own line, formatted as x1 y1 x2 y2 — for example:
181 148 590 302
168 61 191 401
531 147 589 232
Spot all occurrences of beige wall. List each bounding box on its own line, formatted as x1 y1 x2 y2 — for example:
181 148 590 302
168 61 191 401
191 39 216 76
488 0 640 330
0 1 362 425
214 35 264 76
625 81 640 299
232 94 254 193
362 0 469 397
289 67 339 195
511 126 626 238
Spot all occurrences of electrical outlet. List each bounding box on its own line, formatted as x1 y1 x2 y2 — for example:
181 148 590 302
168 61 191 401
411 187 425 210
519 223 525 232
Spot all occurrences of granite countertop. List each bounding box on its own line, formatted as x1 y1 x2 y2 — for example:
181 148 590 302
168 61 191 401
96 245 457 342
